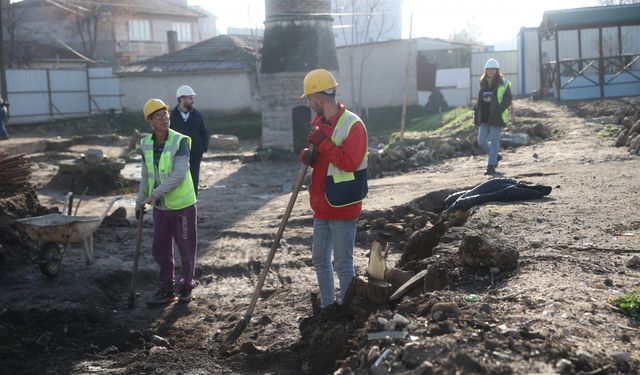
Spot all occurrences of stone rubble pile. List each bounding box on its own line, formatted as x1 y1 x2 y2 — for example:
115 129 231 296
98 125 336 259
614 106 640 154
367 121 552 179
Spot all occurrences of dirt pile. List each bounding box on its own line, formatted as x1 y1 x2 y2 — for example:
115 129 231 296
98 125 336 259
297 302 377 375
567 97 640 154
368 110 553 178
356 188 463 251
368 137 482 178
0 187 53 268
46 152 137 195
334 288 636 375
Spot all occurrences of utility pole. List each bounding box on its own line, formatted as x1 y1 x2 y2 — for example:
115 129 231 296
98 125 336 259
399 13 413 142
0 0 7 104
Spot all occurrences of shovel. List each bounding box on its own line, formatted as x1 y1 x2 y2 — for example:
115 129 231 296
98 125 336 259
127 206 146 309
225 162 309 345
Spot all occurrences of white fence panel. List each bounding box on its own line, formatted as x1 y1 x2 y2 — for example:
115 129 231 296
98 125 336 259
89 67 121 112
50 70 89 114
2 67 122 123
6 70 49 117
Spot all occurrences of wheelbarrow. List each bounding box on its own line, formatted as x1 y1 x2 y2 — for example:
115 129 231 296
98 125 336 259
16 196 122 277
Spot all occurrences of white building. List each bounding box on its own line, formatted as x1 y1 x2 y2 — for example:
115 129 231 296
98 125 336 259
332 0 403 47
336 37 485 110
118 35 260 113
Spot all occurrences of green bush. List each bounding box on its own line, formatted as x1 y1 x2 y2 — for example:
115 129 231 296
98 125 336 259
387 107 475 144
360 105 428 137
611 289 640 318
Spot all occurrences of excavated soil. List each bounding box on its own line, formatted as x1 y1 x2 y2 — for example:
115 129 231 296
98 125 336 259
0 98 639 375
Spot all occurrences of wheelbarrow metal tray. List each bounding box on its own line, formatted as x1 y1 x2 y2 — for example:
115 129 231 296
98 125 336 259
16 214 101 244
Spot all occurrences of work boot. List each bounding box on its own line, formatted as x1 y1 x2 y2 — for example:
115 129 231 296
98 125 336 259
146 290 177 306
178 288 192 304
485 165 496 176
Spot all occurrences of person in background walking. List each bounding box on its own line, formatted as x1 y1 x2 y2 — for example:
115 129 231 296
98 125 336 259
0 98 9 140
474 58 513 175
170 85 209 195
136 98 199 305
298 69 368 309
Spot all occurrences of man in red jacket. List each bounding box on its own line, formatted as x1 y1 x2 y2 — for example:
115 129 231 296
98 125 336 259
299 69 368 308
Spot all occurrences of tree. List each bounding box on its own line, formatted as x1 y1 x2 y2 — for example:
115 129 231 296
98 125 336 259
68 0 112 59
448 21 482 44
334 0 400 115
46 0 112 59
2 0 27 68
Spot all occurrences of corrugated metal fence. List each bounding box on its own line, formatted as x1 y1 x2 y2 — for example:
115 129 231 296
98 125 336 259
6 67 121 124
471 50 519 99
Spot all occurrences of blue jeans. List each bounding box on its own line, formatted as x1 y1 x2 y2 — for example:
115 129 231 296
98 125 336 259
312 218 357 307
0 120 8 140
477 123 501 167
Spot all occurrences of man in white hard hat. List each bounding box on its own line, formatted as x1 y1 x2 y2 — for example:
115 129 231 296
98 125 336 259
170 85 208 195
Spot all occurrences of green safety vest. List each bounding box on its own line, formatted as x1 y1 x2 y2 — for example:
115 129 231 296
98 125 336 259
497 80 511 125
141 129 196 210
325 110 368 207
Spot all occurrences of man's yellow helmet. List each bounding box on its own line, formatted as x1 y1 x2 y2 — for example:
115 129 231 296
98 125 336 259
143 98 170 119
301 69 339 98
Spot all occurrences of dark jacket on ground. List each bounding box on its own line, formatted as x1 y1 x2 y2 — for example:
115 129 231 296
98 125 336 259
170 106 209 156
445 178 552 211
474 80 512 128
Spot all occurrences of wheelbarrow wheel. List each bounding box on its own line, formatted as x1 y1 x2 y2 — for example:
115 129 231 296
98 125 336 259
38 242 63 277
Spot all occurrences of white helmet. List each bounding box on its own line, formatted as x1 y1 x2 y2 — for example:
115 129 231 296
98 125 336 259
176 85 196 98
484 58 500 70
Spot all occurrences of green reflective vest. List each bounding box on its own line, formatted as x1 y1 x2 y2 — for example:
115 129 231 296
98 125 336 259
141 129 196 210
497 80 511 125
325 110 368 207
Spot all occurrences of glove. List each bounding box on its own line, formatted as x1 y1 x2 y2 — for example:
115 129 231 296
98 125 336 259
299 147 315 166
307 126 326 147
135 203 145 220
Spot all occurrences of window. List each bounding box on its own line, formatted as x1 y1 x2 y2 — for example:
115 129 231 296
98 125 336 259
129 20 151 41
172 22 192 42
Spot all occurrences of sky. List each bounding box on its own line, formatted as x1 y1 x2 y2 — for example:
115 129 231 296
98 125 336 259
190 0 603 50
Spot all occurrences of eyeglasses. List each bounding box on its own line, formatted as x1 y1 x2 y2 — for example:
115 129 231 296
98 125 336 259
151 110 168 120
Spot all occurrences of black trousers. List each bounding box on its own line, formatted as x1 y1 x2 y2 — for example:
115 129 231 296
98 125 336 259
190 153 203 196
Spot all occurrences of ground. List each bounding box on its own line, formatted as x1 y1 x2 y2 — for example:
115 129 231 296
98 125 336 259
0 98 639 374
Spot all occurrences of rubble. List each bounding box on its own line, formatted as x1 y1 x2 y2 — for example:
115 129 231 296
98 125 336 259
210 134 240 151
367 112 553 179
47 154 136 195
568 97 640 154
458 231 519 272
626 255 640 270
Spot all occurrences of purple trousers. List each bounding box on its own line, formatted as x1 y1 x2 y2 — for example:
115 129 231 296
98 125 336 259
152 204 198 292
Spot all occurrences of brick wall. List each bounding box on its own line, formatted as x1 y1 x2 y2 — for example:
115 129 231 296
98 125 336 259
265 0 331 17
260 72 307 150
261 0 337 151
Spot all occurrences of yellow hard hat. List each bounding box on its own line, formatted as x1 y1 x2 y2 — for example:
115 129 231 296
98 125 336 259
143 98 170 119
301 69 339 98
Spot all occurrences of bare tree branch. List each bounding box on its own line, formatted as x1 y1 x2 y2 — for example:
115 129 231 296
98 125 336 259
334 0 400 114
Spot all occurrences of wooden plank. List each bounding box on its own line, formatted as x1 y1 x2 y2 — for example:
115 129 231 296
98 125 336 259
389 269 429 301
